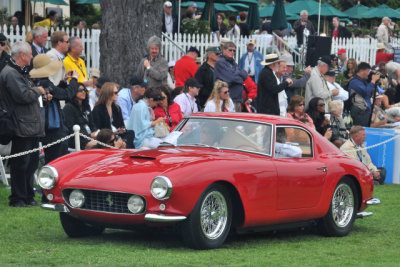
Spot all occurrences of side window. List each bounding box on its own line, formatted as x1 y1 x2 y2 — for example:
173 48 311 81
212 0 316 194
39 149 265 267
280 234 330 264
275 126 313 158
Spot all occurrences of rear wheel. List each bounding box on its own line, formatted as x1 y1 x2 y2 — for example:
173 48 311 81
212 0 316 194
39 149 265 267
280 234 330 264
60 213 105 238
181 184 232 249
319 177 358 236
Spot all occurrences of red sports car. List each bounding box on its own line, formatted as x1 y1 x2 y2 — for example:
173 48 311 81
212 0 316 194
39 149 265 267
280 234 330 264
38 113 380 249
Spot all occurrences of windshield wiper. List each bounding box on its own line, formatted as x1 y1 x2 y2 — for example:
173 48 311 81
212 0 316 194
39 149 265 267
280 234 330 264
182 143 220 150
158 141 176 147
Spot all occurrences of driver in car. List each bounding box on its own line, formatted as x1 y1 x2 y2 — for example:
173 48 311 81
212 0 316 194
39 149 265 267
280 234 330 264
274 128 302 158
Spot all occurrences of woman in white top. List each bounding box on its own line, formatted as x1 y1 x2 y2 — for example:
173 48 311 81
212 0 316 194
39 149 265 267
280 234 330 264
204 80 235 112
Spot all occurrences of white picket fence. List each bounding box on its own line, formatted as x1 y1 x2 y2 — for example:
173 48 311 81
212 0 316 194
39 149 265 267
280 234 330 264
0 25 100 72
0 25 393 70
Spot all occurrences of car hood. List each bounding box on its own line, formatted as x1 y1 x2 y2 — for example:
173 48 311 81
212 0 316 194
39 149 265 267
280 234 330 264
52 146 253 193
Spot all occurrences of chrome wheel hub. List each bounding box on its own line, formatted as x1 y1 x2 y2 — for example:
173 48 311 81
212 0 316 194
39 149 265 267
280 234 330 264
332 183 354 227
200 191 228 240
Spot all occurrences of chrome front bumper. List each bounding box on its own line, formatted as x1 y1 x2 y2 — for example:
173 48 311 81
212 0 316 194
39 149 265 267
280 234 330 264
41 203 70 212
356 198 381 219
366 198 381 205
144 213 187 222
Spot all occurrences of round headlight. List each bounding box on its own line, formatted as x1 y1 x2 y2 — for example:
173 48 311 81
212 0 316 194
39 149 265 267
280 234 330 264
127 195 145 214
69 189 85 208
150 176 172 200
37 165 58 190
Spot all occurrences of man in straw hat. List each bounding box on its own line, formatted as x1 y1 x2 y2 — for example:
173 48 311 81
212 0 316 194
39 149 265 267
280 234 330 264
257 53 293 116
0 42 46 207
375 42 393 66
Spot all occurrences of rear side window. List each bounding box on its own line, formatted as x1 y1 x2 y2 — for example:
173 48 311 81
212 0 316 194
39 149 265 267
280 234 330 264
275 126 313 158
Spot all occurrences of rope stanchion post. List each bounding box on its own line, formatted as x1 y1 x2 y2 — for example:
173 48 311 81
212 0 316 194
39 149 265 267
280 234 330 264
73 125 81 151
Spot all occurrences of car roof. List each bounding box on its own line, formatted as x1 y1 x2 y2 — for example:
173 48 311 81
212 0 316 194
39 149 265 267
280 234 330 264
189 112 308 128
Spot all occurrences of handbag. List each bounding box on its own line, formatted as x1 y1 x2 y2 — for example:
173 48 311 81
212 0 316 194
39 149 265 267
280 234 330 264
154 121 170 138
0 108 15 145
42 101 61 130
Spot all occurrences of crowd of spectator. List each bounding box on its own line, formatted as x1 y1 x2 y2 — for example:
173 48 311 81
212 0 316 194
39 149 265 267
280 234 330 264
2 4 398 207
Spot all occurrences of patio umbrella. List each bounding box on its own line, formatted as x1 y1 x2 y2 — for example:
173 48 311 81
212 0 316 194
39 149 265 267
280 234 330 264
259 3 275 18
246 2 260 30
363 4 400 19
226 3 249 11
270 0 287 31
200 1 218 32
307 3 348 18
181 1 205 8
286 13 300 21
344 4 369 20
76 0 99 3
33 0 68 5
214 3 237 12
285 0 319 15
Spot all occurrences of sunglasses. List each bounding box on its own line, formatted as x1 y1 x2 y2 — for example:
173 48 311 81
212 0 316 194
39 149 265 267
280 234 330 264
113 91 119 95
77 88 86 93
318 103 326 107
0 42 5 46
298 103 305 106
222 90 230 95
228 49 236 52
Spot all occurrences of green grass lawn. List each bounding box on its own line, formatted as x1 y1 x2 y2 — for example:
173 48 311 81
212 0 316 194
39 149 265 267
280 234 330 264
1 184 399 266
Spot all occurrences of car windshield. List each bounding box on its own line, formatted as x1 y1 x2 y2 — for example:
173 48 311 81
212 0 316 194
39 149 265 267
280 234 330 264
161 117 273 155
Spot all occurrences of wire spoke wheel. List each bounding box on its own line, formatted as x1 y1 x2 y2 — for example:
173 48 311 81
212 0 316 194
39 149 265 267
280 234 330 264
331 183 354 228
200 191 228 240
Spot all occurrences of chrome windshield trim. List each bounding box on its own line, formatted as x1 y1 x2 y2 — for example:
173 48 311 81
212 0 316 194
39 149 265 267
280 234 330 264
366 198 381 205
41 203 70 212
144 213 187 222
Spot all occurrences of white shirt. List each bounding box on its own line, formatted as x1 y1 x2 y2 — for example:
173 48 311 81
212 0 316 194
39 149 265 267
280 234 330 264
275 72 287 117
243 52 255 76
327 81 349 107
89 89 99 110
204 98 235 112
174 93 198 116
275 142 302 158
164 13 173 34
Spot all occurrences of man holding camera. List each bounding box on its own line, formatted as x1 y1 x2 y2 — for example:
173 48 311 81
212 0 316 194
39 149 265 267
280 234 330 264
348 62 380 127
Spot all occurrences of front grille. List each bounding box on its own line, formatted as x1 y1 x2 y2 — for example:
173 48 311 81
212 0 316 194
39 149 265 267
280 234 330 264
62 189 146 214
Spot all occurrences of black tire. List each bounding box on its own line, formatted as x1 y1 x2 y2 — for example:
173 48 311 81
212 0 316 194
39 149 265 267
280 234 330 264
59 213 105 238
318 177 358 237
180 184 232 249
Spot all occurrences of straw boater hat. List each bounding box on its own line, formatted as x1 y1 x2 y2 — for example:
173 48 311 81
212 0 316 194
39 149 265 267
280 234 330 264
30 54 62 79
261 54 283 66
377 43 385 50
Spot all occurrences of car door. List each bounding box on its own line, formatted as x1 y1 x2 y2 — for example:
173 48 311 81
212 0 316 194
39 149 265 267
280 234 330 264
273 126 327 210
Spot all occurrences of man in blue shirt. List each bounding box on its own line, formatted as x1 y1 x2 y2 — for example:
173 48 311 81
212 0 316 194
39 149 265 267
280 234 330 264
117 75 147 124
348 62 380 126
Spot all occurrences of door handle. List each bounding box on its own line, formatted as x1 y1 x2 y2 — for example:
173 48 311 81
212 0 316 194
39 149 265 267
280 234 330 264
317 167 328 173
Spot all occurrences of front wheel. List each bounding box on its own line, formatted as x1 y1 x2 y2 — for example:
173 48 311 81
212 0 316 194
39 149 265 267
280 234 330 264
319 177 358 237
60 213 105 238
181 184 232 249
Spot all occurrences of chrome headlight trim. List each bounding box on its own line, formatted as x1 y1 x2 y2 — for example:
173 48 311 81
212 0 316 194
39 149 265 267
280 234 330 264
37 165 58 190
69 189 85 208
150 175 173 200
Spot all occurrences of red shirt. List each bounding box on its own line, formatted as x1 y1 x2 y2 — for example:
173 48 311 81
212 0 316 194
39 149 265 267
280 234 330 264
332 28 338 38
174 56 198 87
242 76 257 101
154 103 183 131
375 51 393 66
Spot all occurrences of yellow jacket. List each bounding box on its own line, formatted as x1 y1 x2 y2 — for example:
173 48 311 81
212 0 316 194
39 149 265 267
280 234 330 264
63 54 88 83
34 18 56 30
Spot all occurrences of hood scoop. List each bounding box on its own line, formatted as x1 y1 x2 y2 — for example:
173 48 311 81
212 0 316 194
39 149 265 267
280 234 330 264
130 155 156 160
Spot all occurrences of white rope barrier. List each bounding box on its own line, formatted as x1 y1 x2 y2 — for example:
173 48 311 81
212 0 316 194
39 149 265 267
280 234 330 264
341 134 400 154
